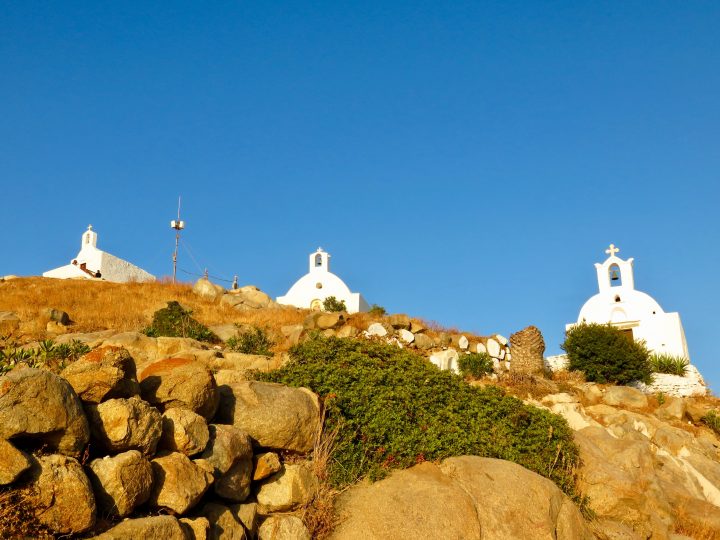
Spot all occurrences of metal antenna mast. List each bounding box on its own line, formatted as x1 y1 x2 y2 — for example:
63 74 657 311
170 197 185 283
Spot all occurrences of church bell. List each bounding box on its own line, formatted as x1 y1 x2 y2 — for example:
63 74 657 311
610 269 620 281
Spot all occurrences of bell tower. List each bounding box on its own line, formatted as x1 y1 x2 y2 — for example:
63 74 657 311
309 248 330 273
81 225 98 250
595 244 635 293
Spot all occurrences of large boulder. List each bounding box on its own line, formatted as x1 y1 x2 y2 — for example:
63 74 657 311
256 462 319 513
387 314 410 330
160 408 210 456
87 450 153 518
86 396 163 456
199 502 247 540
216 381 320 453
0 368 89 457
0 438 31 485
29 454 96 534
139 358 219 419
330 456 592 540
602 386 648 410
201 424 253 502
60 346 139 403
91 515 186 540
193 278 226 301
258 515 310 540
149 452 214 514
221 286 275 310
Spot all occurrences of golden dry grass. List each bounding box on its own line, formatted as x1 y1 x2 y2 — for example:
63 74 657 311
0 277 306 345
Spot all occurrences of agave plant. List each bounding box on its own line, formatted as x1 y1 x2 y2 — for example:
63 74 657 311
648 353 689 377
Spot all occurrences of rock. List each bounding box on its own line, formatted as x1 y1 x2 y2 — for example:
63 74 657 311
436 333 452 347
211 353 274 372
139 358 219 420
409 320 426 334
458 335 469 350
155 337 219 365
256 462 319 513
0 438 31 485
232 502 258 536
496 334 508 345
602 386 649 410
686 399 713 423
87 450 153 518
180 517 210 540
100 331 158 367
387 314 410 329
149 452 214 514
485 338 501 358
200 502 247 540
193 278 226 300
201 424 253 502
429 349 460 374
214 370 249 386
210 324 240 342
509 325 546 375
258 515 310 540
316 312 345 330
160 408 210 456
336 325 360 338
0 311 20 334
87 396 163 456
655 396 687 421
221 286 275 310
413 333 434 350
366 322 388 337
29 454 96 534
476 342 487 354
92 515 186 539
0 368 89 457
46 320 68 334
397 329 414 344
581 384 603 405
330 456 591 540
61 346 139 403
216 381 320 453
253 452 282 481
44 308 70 325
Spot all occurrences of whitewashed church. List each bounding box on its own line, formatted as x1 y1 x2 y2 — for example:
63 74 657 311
276 248 369 313
567 244 689 359
43 225 155 283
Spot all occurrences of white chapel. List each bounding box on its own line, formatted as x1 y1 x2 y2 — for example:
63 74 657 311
43 225 155 283
276 248 369 313
568 244 689 359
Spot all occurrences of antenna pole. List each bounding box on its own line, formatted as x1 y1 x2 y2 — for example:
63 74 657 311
170 196 185 284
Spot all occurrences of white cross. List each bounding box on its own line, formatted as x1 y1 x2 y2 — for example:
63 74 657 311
605 244 619 257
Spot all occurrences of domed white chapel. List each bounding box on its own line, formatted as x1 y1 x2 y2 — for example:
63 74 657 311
568 244 689 359
276 248 369 313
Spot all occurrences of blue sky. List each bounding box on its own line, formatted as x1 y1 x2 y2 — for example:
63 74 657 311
2 2 719 388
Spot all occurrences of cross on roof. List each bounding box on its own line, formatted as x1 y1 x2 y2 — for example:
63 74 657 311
605 244 620 257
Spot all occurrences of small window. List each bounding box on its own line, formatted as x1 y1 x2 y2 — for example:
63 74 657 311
316 282 323 289
315 254 322 267
614 295 621 303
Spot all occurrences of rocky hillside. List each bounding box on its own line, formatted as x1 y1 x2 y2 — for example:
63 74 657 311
1 277 719 539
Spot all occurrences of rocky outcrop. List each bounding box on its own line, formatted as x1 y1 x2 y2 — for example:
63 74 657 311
330 456 591 539
216 381 320 453
0 368 89 457
87 450 153 518
139 358 219 419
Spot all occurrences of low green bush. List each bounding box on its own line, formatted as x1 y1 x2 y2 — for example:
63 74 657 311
702 410 720 435
258 335 580 498
226 326 274 356
322 296 346 312
458 352 494 378
648 353 689 376
369 304 387 316
143 301 218 343
562 323 652 385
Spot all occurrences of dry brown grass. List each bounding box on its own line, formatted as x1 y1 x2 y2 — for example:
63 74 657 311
497 372 560 400
0 486 52 539
0 278 306 351
672 503 720 539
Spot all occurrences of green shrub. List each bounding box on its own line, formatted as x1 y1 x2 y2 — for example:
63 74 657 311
702 410 720 435
369 304 387 316
258 336 580 498
143 301 218 343
562 323 652 385
227 326 274 356
458 352 494 378
648 353 689 376
322 296 346 312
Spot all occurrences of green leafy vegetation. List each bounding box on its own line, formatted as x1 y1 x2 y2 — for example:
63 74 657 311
458 352 494 378
259 335 581 498
322 296 347 312
649 353 689 376
562 323 652 385
702 410 720 436
226 325 274 356
369 304 387 316
143 301 218 343
0 338 90 375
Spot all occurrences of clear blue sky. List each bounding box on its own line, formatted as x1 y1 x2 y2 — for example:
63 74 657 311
2 2 719 388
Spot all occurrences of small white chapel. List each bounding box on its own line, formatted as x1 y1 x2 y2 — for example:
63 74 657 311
567 244 689 359
43 225 155 283
276 248 369 313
